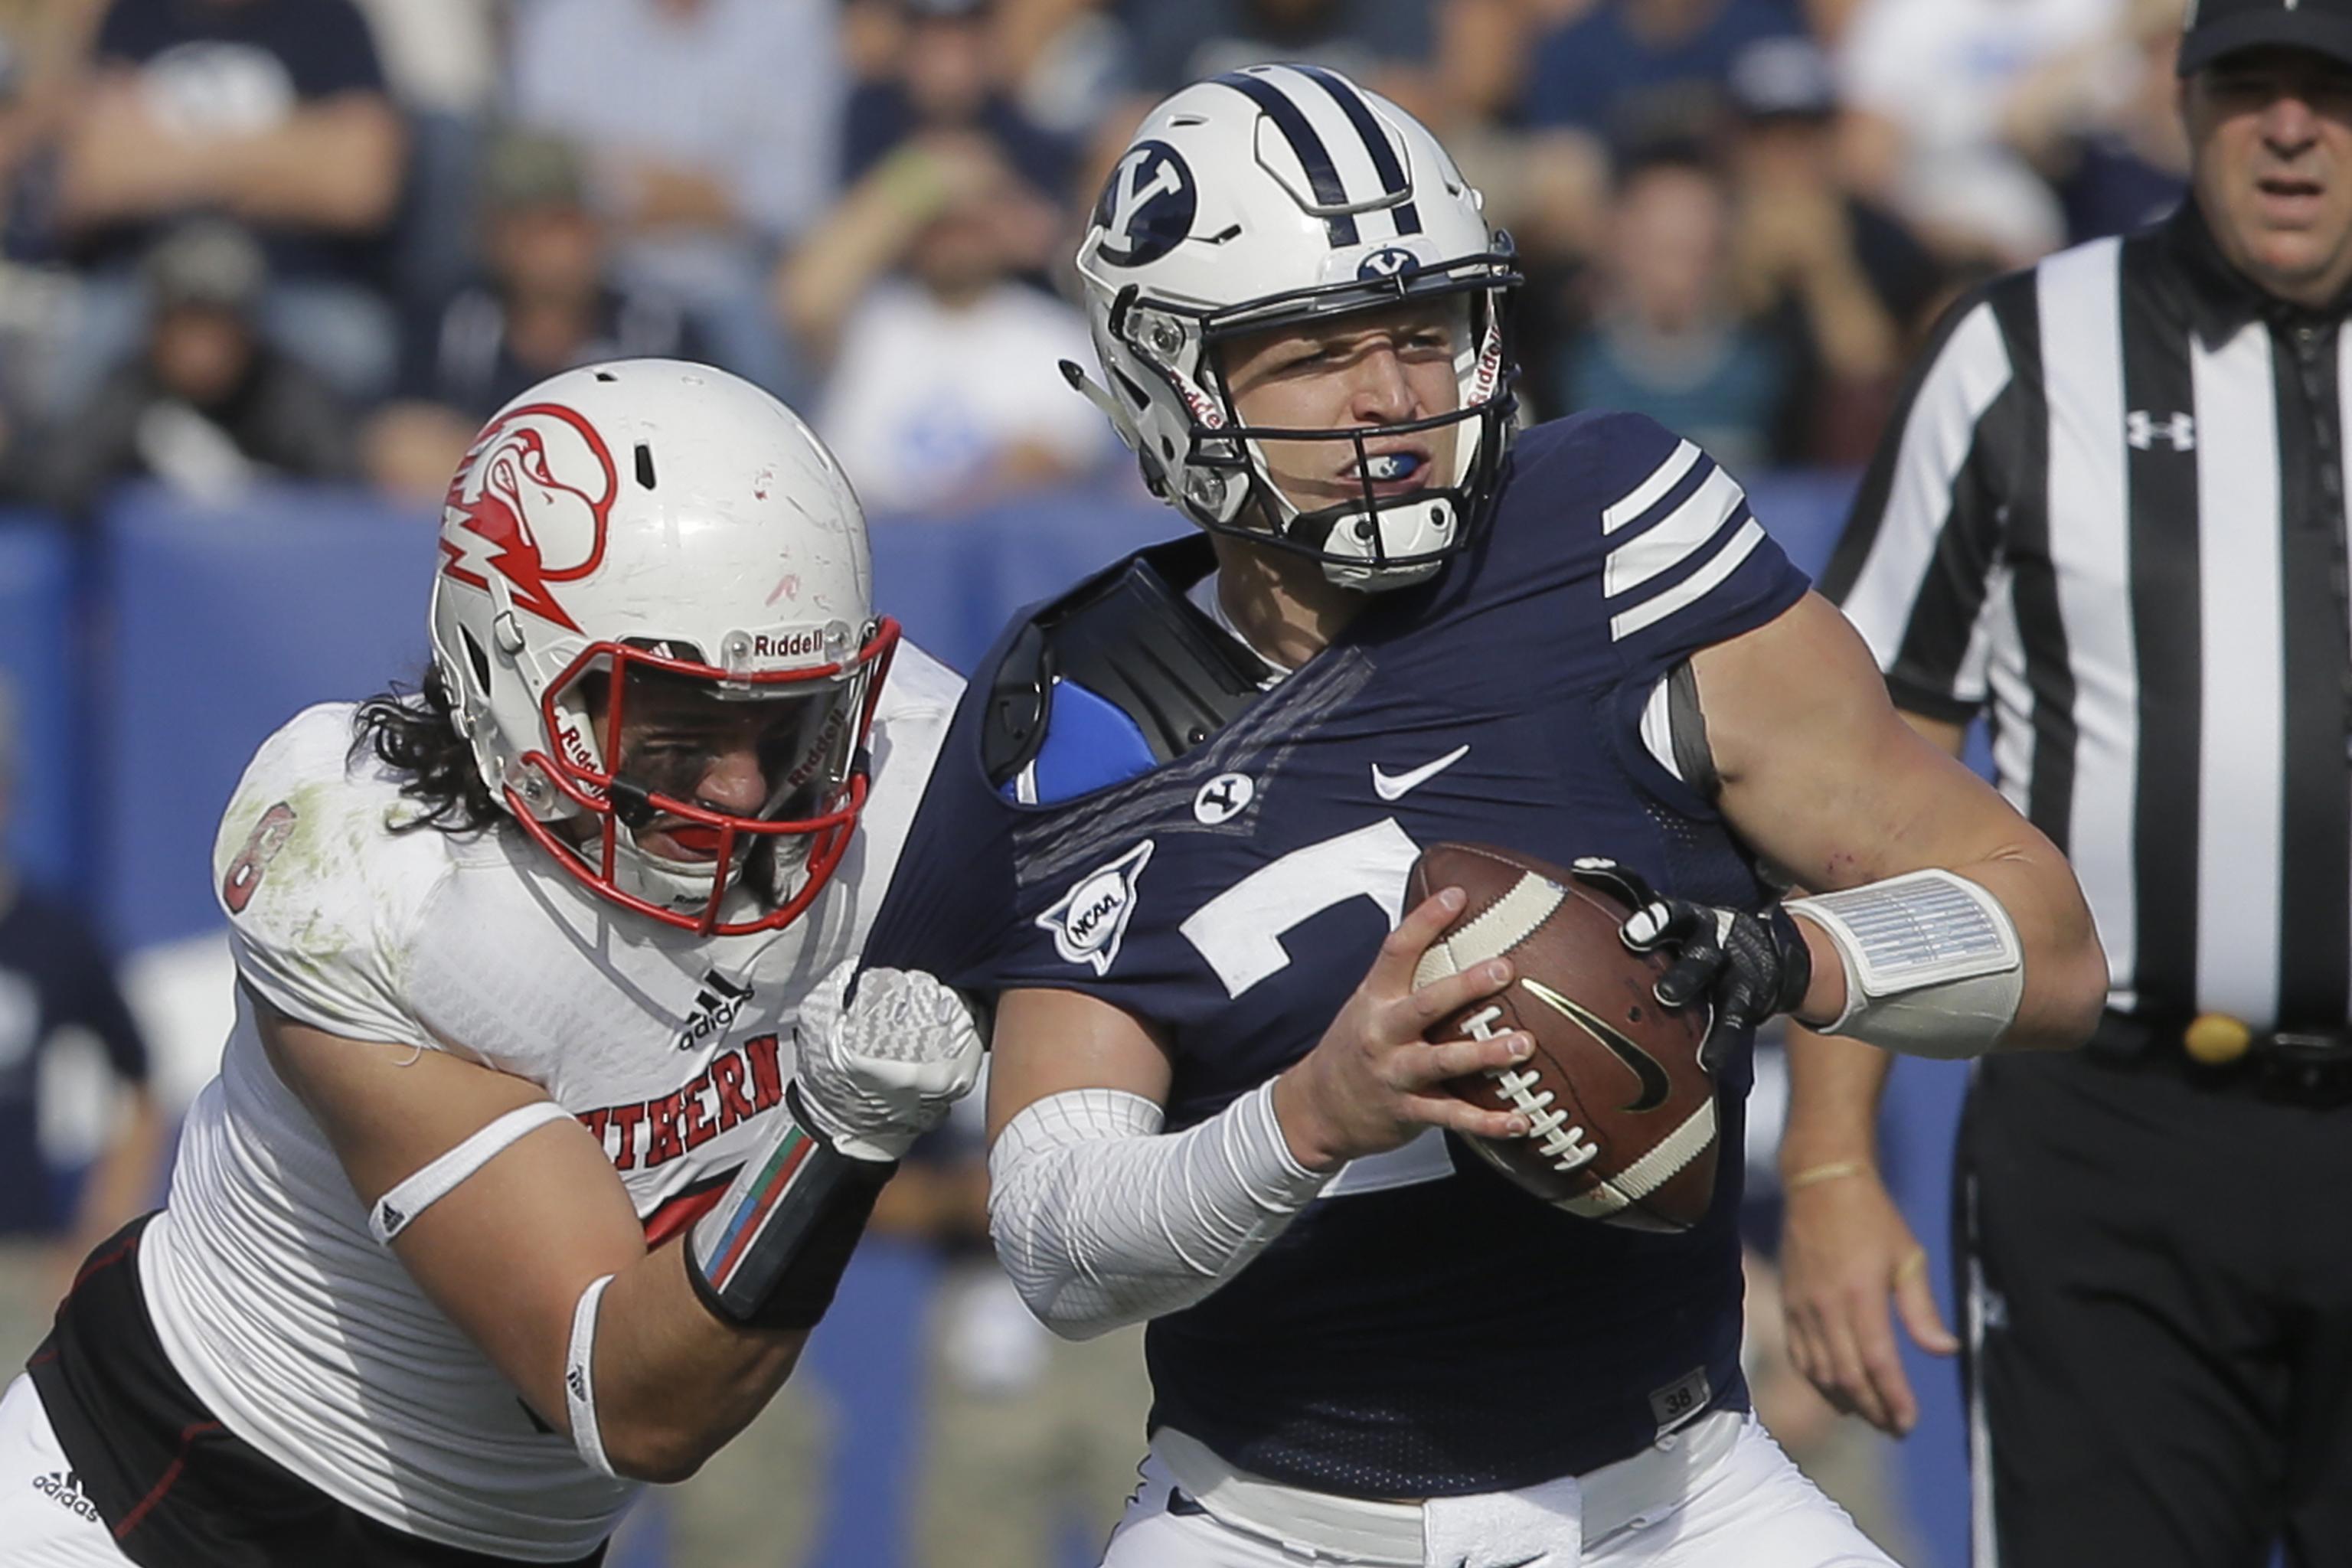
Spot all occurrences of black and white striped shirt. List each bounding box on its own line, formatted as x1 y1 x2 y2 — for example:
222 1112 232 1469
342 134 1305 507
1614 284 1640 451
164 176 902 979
1823 205 2352 1031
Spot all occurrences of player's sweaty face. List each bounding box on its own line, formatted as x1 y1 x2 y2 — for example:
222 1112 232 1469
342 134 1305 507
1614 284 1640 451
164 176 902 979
589 669 842 863
2188 48 2352 309
1217 298 1465 516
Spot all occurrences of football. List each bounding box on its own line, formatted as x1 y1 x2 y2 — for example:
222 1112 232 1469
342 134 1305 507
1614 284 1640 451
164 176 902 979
1409 842 1720 1232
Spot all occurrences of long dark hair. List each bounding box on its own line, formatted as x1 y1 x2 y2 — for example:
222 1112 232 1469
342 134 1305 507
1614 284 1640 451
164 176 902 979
351 665 500 833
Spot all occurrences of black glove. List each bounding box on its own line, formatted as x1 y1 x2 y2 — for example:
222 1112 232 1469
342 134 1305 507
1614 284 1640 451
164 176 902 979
1567 858 1812 1050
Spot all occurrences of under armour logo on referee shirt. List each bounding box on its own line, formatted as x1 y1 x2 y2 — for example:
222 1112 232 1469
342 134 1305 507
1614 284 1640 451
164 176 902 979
2127 410 2197 452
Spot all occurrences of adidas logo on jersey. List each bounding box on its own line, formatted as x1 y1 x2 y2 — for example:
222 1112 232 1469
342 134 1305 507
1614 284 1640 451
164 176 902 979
676 972 755 1051
32 1470 100 1523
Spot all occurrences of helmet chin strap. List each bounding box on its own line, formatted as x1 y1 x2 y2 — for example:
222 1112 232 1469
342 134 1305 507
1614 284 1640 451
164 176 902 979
1060 360 1132 438
1298 494 1459 590
1246 441 1461 593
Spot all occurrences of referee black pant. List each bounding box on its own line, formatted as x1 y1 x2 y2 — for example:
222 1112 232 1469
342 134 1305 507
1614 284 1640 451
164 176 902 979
1959 1049 2352 1568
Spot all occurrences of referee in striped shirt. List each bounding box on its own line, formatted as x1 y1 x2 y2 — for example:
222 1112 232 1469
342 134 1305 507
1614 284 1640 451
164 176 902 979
1777 2 2352 1563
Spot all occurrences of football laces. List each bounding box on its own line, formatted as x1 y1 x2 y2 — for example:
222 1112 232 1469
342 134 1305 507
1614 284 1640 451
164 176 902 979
1459 1003 1598 1172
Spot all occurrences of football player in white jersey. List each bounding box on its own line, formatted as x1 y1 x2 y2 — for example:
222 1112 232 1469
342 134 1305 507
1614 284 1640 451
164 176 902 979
0 361 982 1566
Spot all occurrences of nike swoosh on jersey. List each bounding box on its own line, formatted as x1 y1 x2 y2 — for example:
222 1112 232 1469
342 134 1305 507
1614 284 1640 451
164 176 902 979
1371 743 1471 801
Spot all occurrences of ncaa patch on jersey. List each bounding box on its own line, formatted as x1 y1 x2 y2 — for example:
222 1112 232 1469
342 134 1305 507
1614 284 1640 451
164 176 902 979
1039 841 1155 975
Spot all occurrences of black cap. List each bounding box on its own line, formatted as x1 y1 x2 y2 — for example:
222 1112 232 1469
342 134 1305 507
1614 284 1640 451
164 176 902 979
2179 0 2352 77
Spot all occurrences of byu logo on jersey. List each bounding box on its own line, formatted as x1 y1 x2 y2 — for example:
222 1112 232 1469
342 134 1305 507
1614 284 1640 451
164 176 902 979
1193 773 1254 825
1038 841 1155 975
1093 141 1196 266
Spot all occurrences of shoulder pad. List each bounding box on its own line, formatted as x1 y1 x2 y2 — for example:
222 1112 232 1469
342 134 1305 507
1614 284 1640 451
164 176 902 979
215 706 446 1049
983 537 1268 790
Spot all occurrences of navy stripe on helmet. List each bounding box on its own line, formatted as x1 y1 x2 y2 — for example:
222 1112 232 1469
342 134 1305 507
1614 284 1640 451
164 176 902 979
1214 69 1360 248
1289 64 1423 237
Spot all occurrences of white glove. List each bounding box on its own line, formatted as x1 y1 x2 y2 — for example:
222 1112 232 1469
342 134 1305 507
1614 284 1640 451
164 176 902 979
792 959 985 1162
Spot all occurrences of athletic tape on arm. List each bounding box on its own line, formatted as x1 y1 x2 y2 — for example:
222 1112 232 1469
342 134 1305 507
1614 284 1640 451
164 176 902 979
1785 868 2024 1059
986 1080 1334 1339
370 1101 573 1244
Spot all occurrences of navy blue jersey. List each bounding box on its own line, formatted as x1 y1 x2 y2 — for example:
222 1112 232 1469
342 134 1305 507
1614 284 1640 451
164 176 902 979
864 412 1810 1495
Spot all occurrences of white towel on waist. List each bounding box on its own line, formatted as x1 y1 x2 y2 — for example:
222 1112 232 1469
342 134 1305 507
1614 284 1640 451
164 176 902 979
1421 1473 1580 1568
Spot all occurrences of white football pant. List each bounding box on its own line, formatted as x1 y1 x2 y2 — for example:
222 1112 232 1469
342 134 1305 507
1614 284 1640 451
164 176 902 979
1101 1411 1899 1568
0 1376 136 1566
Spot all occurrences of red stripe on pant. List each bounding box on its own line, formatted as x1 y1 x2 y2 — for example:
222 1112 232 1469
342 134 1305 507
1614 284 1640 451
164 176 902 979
113 1420 223 1541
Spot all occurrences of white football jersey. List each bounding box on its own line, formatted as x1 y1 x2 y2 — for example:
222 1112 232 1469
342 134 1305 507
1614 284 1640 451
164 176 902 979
137 645 962 1561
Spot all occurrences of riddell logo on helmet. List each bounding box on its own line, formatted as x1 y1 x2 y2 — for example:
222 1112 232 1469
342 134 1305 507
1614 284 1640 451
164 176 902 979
1472 321 1504 401
557 718 598 775
751 629 824 661
782 706 850 796
440 403 620 633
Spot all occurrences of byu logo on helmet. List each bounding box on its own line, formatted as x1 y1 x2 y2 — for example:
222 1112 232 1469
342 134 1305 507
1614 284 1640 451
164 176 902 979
1357 247 1420 281
1093 141 1196 267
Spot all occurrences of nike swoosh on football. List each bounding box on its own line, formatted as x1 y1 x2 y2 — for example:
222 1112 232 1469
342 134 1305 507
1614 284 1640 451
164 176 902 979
1371 743 1471 801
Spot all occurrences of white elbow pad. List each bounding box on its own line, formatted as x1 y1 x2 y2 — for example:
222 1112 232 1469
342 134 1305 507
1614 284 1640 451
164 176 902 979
1785 869 2024 1059
987 1082 1331 1337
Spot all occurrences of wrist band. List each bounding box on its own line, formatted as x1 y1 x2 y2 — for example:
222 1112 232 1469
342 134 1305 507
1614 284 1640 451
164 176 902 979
1784 869 2024 1059
1782 1158 1872 1193
686 1083 894 1329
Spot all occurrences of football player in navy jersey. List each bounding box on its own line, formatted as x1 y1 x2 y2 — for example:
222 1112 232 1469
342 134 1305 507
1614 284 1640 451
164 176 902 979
861 67 2107 1568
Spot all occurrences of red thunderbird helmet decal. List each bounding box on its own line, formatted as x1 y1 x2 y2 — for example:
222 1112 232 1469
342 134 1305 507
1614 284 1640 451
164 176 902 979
440 403 619 632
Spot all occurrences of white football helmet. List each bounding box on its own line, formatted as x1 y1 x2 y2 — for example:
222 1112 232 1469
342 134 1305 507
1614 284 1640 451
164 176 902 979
1070 64 1520 590
427 360 897 936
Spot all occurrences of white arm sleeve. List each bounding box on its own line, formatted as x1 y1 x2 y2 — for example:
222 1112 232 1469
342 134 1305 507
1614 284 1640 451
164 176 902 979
986 1081 1334 1340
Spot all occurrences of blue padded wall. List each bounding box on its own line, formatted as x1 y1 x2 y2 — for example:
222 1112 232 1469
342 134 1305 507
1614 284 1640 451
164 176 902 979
0 518 83 894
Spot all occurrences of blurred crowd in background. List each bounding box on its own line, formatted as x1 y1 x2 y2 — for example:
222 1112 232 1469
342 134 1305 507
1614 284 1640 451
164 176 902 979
0 0 2190 523
0 2 2199 1563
